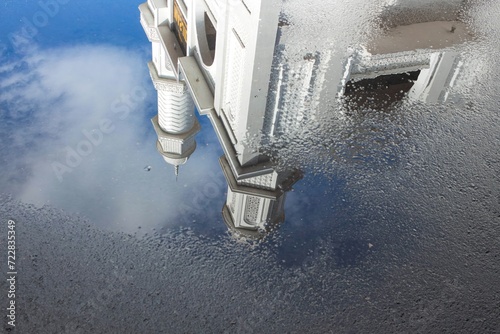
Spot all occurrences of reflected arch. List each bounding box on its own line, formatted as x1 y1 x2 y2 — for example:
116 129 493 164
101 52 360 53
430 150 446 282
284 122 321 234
194 3 217 68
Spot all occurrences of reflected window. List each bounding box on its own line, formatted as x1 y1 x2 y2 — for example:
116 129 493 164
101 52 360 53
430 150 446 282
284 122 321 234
205 12 217 64
344 70 421 108
244 196 260 226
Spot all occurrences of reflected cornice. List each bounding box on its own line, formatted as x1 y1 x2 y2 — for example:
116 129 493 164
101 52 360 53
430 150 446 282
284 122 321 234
152 115 200 166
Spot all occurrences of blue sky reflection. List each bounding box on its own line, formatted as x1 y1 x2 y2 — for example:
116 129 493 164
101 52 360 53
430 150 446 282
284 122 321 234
0 17 226 232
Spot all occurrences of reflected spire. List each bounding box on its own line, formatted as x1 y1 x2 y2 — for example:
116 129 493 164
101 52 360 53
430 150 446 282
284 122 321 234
175 165 179 181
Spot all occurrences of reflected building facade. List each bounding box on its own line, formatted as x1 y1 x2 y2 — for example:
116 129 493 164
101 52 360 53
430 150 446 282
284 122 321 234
342 1 472 107
139 0 472 237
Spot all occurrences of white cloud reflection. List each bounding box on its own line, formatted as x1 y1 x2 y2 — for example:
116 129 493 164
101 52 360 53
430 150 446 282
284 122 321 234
0 44 225 233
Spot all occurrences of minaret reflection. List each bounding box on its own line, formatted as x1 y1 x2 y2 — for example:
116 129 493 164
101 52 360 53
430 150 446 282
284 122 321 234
141 2 200 176
149 73 200 177
139 0 472 237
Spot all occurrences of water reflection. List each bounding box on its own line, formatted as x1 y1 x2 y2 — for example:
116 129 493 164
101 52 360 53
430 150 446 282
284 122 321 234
0 1 498 332
344 4 473 109
141 0 473 238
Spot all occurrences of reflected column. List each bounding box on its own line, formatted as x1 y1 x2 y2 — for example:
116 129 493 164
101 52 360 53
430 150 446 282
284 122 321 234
149 62 200 176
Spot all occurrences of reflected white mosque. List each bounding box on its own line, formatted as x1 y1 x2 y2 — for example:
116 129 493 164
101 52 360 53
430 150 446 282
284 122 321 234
139 0 472 237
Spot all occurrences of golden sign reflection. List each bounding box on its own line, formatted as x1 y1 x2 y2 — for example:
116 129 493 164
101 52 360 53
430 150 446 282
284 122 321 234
173 0 188 55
